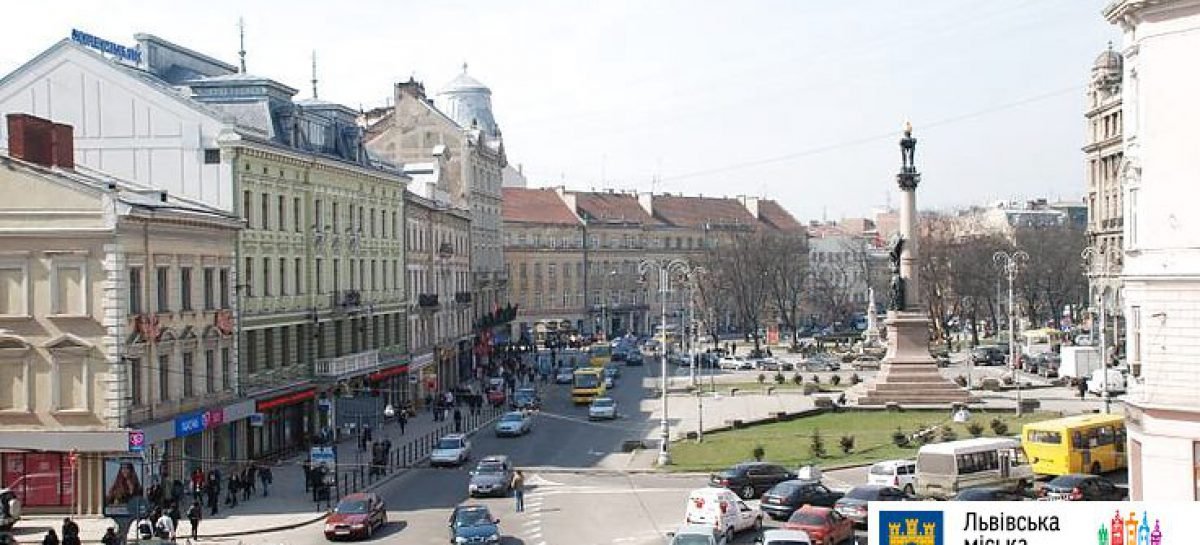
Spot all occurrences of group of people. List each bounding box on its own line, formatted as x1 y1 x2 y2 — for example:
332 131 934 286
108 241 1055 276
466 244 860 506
36 518 79 545
183 464 273 518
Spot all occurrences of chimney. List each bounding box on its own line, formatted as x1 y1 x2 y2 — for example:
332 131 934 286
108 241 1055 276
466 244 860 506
637 192 653 216
739 195 760 219
6 114 74 169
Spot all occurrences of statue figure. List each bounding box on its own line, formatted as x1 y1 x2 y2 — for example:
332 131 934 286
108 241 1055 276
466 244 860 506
900 121 916 171
888 234 906 311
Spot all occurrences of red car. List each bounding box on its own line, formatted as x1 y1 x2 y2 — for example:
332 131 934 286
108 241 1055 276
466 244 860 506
486 388 507 406
324 492 387 540
783 505 854 545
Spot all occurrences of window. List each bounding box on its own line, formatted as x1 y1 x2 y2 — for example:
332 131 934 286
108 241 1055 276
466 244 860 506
204 349 215 394
156 266 170 312
295 258 303 296
1130 306 1142 377
182 352 194 397
281 326 291 366
1128 188 1139 247
277 195 286 231
127 267 142 315
51 259 86 316
279 258 288 296
333 259 340 291
294 197 302 232
332 202 339 231
244 330 257 374
220 347 231 391
370 208 376 237
179 267 192 311
262 257 271 296
158 354 170 402
129 357 143 406
243 258 254 297
316 258 324 294
349 260 356 290
219 268 230 308
260 192 269 230
315 199 323 229
242 190 252 226
204 149 220 164
263 329 275 370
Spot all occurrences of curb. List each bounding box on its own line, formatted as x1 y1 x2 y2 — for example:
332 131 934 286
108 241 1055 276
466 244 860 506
361 409 504 493
200 511 330 538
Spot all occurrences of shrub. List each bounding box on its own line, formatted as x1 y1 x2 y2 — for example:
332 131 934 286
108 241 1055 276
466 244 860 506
757 373 767 385
774 372 786 384
939 426 958 443
752 444 765 461
791 373 803 386
802 382 820 395
892 427 910 448
1002 374 1014 386
850 373 861 385
839 435 855 454
811 374 821 384
914 426 932 445
954 375 967 387
809 429 826 458
990 418 1009 436
831 374 842 386
967 421 985 438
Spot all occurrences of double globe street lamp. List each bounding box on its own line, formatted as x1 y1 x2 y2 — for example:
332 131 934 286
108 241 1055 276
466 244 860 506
638 257 698 466
992 250 1029 416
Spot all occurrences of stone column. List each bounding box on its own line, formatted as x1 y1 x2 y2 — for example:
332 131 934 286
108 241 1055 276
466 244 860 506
900 183 920 309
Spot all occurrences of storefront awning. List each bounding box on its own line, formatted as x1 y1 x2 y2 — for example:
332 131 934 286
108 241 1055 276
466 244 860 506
368 364 409 382
256 388 316 412
0 430 128 452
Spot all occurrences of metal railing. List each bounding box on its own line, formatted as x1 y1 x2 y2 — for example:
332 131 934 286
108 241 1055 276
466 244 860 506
315 349 380 378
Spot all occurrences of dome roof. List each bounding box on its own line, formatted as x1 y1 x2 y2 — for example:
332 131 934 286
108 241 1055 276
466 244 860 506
1093 44 1122 71
440 64 491 95
436 63 499 135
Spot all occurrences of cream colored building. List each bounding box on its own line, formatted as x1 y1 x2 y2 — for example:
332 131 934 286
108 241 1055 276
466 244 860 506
0 114 241 514
1083 43 1126 348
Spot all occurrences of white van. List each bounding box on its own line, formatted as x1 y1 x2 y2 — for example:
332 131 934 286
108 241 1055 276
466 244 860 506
915 437 1033 499
866 459 917 494
1087 368 1126 395
685 488 762 543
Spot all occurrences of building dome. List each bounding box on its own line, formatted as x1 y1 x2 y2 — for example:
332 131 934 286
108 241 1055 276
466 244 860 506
436 64 498 136
1093 43 1122 72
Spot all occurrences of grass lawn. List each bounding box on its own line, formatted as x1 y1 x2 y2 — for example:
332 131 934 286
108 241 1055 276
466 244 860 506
705 381 854 392
668 409 1061 472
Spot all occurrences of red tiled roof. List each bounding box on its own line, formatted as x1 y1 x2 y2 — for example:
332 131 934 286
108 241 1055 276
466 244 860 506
757 200 805 233
574 192 658 224
652 195 757 229
501 188 580 225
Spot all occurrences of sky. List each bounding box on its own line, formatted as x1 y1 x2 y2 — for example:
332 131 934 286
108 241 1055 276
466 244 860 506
1 0 1118 222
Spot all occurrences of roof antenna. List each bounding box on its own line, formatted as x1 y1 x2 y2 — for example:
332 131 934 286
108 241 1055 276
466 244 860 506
237 17 247 73
311 50 319 99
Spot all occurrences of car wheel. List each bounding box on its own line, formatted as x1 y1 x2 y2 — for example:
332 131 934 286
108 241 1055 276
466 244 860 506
1091 462 1102 475
903 483 914 496
740 484 756 499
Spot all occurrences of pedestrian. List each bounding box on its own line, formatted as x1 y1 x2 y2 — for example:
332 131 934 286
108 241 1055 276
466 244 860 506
242 467 254 500
100 528 119 545
167 503 181 537
511 470 525 513
398 410 407 435
186 500 202 540
41 530 59 545
259 464 272 497
226 474 239 507
60 517 80 545
453 408 463 433
155 508 176 542
1078 378 1088 399
206 477 219 516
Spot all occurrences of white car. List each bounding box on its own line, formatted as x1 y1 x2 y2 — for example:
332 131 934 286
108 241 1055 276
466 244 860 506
494 411 533 437
718 356 747 370
429 434 471 467
757 529 812 545
604 376 615 389
866 459 917 495
684 487 762 544
588 397 617 420
555 368 574 384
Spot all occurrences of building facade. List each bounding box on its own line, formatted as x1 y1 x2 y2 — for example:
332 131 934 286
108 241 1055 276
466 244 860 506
0 114 241 514
1104 0 1200 501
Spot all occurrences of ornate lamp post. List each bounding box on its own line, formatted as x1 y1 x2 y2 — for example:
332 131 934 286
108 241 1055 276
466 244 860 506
993 250 1029 416
1081 246 1113 413
638 258 695 466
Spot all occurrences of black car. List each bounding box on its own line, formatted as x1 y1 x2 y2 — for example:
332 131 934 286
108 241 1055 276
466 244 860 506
833 485 912 527
971 346 1005 366
625 352 644 366
448 505 501 543
1038 474 1126 501
953 487 1028 501
759 480 844 520
709 462 796 500
510 388 540 410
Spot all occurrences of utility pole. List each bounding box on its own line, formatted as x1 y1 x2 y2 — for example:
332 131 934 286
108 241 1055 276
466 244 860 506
993 251 1029 416
1082 246 1112 414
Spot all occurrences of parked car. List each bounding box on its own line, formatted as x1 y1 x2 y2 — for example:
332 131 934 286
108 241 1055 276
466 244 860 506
430 434 472 467
833 485 911 528
755 529 813 545
971 346 1005 366
753 358 782 371
799 354 840 372
865 459 917 495
510 388 540 410
850 355 882 371
684 488 763 544
486 388 507 406
759 480 844 521
1029 352 1061 377
709 462 797 500
468 456 514 497
953 487 1028 501
626 352 645 366
1037 474 1126 501
448 505 501 544
783 506 854 545
667 524 723 545
718 356 748 370
323 492 387 540
494 411 533 437
588 397 617 420
1087 368 1126 395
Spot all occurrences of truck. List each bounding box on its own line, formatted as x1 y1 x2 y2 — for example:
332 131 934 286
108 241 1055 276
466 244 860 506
1058 346 1101 380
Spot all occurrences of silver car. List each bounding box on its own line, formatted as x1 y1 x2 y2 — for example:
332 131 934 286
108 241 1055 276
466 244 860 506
588 397 617 420
430 434 471 467
468 456 514 497
494 411 533 437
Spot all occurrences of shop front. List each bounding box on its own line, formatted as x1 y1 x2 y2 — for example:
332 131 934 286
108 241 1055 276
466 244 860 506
251 387 316 459
138 398 257 483
0 430 128 514
409 352 434 407
368 359 410 409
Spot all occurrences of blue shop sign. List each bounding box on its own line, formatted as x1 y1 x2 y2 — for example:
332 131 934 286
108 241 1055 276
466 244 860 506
174 412 207 438
70 29 142 64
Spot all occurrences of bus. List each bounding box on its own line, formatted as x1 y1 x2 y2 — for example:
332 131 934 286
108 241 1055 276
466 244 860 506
588 344 612 368
915 437 1033 499
571 367 606 404
1021 414 1126 476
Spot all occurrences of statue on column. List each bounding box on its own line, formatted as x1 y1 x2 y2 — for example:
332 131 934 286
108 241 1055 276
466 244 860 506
888 234 906 311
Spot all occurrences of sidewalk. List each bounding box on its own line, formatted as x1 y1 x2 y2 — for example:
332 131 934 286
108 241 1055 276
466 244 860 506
17 402 505 543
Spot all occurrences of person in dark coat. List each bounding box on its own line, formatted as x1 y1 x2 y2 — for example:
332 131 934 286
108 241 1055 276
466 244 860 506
100 528 120 545
398 410 407 435
167 502 181 535
186 500 203 540
225 474 239 507
259 464 272 497
42 529 59 545
453 408 463 433
205 475 219 515
60 518 80 545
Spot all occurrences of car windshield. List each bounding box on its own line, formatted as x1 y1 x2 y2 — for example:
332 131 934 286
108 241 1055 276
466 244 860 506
592 399 614 408
869 464 896 475
844 487 882 500
788 512 827 526
501 413 524 422
672 535 713 545
475 463 505 474
335 500 369 514
574 374 600 388
454 509 493 527
436 439 463 450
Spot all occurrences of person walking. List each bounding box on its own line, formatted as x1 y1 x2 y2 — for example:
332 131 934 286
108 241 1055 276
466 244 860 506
167 503 181 537
225 473 239 507
60 518 80 545
186 500 202 540
511 470 526 513
453 408 463 433
205 475 219 516
100 528 119 545
259 464 272 497
155 509 176 542
398 410 407 435
41 529 59 545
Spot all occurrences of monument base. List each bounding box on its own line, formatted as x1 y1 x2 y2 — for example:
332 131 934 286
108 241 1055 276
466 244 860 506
856 311 970 405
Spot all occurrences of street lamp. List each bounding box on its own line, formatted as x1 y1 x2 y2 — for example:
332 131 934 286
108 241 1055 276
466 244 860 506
993 250 1029 416
1081 246 1113 414
638 257 695 466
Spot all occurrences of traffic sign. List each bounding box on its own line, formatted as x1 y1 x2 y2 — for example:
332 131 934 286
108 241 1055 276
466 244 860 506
127 430 145 453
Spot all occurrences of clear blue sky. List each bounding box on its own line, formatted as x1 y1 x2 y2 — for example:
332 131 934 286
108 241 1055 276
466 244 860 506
0 0 1117 222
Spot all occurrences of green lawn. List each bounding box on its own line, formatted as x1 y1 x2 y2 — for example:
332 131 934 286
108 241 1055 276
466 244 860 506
704 381 854 392
668 409 1060 472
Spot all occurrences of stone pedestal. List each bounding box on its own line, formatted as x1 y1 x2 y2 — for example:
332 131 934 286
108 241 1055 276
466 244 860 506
857 311 970 405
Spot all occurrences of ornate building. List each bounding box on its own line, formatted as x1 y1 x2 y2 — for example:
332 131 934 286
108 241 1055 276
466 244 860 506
1084 42 1126 346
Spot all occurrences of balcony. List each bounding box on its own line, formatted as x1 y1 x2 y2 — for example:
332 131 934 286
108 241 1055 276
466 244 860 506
455 291 473 304
331 290 363 313
315 349 380 378
418 293 440 308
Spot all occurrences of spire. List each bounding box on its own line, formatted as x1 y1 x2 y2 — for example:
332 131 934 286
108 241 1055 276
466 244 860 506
237 17 247 73
311 50 318 99
462 61 468 74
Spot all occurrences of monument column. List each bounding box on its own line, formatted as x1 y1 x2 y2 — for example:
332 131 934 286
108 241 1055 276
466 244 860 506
855 123 970 405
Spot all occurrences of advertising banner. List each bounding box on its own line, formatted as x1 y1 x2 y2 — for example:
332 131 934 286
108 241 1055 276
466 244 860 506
102 457 145 517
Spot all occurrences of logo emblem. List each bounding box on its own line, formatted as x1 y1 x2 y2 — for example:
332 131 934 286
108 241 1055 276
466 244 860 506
879 510 942 545
1099 510 1162 545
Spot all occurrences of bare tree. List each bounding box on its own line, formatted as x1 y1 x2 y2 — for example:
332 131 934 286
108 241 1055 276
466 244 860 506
1014 224 1087 330
703 230 773 353
761 234 810 346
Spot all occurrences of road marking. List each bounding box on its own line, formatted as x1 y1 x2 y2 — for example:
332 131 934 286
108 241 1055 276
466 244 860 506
527 474 565 487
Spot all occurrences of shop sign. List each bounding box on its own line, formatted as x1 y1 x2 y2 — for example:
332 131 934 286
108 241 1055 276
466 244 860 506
127 430 145 453
248 413 264 427
71 29 142 64
310 445 336 471
174 412 207 438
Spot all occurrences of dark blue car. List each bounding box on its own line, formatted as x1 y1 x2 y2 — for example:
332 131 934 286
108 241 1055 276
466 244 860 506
449 505 501 543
